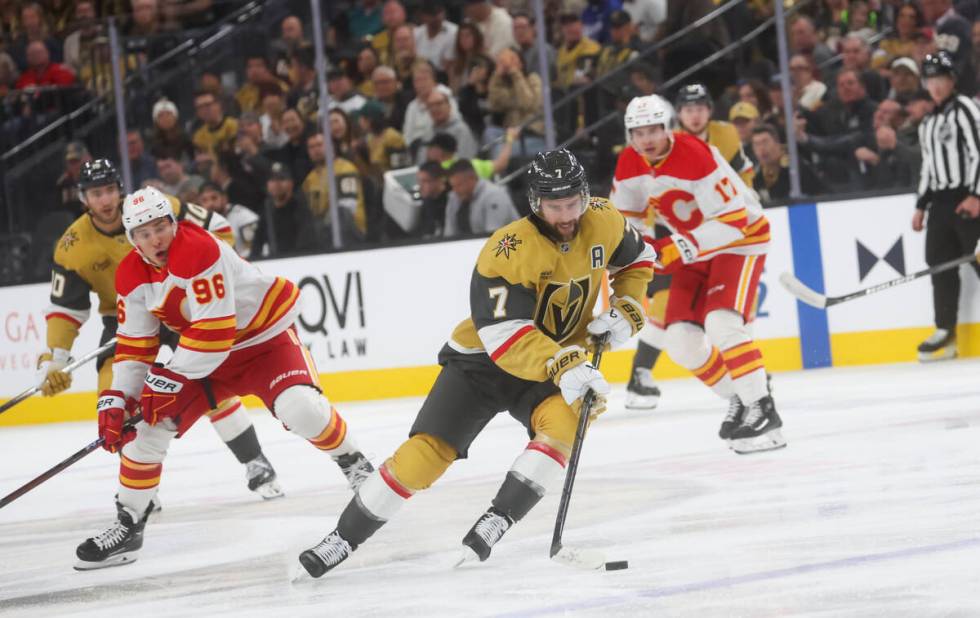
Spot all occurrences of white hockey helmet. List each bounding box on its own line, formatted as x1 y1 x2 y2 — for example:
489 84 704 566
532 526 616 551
623 94 674 144
122 187 175 247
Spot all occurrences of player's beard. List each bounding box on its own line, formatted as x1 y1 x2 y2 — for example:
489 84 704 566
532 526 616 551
89 202 123 232
552 220 580 241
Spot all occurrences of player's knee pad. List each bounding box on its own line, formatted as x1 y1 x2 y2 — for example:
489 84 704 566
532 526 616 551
664 321 711 369
529 394 576 457
704 309 751 351
386 433 457 492
121 420 175 463
97 361 113 393
273 384 330 439
638 322 667 348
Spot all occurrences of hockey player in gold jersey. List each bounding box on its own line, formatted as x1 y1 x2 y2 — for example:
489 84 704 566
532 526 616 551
36 159 283 500
298 149 656 577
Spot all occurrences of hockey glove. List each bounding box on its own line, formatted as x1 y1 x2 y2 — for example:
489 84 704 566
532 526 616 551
651 234 698 275
547 346 611 407
587 295 644 350
36 348 72 397
140 365 205 427
98 390 137 453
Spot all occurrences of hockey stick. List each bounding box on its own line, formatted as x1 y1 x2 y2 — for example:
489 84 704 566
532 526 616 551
779 253 979 309
0 339 117 416
550 333 626 571
0 412 142 510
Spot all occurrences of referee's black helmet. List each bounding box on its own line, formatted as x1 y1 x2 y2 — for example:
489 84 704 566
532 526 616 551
922 51 956 79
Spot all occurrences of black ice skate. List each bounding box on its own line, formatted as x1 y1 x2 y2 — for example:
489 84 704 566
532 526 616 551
246 453 284 500
917 329 956 362
718 395 745 442
298 531 354 578
730 395 786 454
334 451 374 491
625 368 662 411
456 507 513 566
75 502 149 570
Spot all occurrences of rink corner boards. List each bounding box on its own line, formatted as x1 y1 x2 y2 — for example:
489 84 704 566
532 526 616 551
4 324 977 427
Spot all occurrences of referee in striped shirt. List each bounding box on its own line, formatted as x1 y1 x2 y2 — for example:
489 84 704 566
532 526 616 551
912 51 980 361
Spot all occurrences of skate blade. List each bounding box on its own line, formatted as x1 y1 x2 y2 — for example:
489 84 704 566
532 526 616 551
74 551 138 571
252 480 285 500
918 348 956 362
732 428 787 455
551 546 606 570
453 546 481 568
624 394 660 411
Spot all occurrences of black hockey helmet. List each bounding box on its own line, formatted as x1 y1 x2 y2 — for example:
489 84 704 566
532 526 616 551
78 158 122 192
922 51 956 78
675 83 712 109
526 148 589 215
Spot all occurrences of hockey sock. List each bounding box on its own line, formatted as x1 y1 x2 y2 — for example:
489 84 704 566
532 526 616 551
222 425 262 464
720 342 768 404
337 465 411 547
491 441 567 523
117 454 161 519
691 347 736 399
308 406 350 453
631 340 662 372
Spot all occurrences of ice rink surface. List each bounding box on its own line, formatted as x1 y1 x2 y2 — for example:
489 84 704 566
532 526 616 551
1 359 979 617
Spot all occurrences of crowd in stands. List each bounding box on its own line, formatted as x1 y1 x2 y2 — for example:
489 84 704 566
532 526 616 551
3 0 980 264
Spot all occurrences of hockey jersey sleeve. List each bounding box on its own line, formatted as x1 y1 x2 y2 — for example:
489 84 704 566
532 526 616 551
605 209 656 301
470 233 562 382
112 281 162 399
172 195 235 247
167 242 239 380
44 259 92 352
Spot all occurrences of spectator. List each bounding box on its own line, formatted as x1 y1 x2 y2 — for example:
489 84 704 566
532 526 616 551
158 0 215 30
486 48 544 156
854 98 921 189
415 1 457 70
235 54 287 114
391 23 419 85
621 0 667 44
592 10 639 118
346 0 383 41
656 0 730 93
420 88 478 163
839 33 888 101
127 129 157 188
845 0 878 40
328 108 369 174
447 22 491 92
125 0 176 64
9 2 63 71
402 60 458 154
327 68 367 115
192 90 238 155
237 111 266 150
0 52 19 97
888 56 922 100
354 45 380 97
271 15 307 82
920 0 975 94
197 71 237 116
371 0 407 66
155 151 205 201
414 160 449 237
370 64 410 130
444 158 519 236
464 0 515 57
268 107 312 184
512 11 556 81
250 161 319 258
212 148 265 212
879 2 925 64
148 98 193 161
737 78 776 119
15 40 75 90
424 129 519 178
729 101 760 159
751 124 820 204
258 94 289 148
62 1 100 76
288 44 319 120
900 88 935 145
788 54 827 112
233 126 273 189
628 62 658 96
56 141 91 217
197 181 259 257
456 54 493 139
556 12 600 91
797 68 878 189
303 132 368 242
815 0 848 50
354 100 411 179
789 16 834 68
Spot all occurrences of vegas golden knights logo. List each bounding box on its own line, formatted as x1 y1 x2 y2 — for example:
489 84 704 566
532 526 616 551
535 276 591 342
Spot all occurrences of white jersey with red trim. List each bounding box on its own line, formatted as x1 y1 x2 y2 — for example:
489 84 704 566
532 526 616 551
111 221 300 398
609 132 769 261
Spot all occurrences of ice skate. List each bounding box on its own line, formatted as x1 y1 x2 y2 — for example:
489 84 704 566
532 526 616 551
456 507 513 567
730 395 786 454
917 329 956 362
718 395 745 442
624 368 661 410
298 531 354 578
334 451 374 491
75 502 149 570
246 453 284 500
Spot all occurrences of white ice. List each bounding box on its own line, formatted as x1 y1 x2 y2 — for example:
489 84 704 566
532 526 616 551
2 359 980 617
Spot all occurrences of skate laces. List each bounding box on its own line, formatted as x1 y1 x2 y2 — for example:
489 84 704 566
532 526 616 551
92 520 130 550
632 369 657 390
246 455 273 479
336 452 373 489
473 511 510 546
309 532 352 565
924 329 950 345
724 396 742 422
741 400 765 427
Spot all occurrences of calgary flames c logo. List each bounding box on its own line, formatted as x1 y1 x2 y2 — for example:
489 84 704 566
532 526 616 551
651 189 702 231
535 276 592 342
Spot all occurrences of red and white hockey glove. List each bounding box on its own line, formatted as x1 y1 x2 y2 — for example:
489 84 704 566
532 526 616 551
97 390 137 453
651 234 698 274
140 365 205 427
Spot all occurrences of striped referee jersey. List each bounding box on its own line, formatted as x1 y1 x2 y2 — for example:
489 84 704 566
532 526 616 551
917 94 980 209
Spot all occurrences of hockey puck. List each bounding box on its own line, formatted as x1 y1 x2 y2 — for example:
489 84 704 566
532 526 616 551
604 560 629 571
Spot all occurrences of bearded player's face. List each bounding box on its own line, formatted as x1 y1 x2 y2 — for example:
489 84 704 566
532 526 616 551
83 184 122 228
539 194 584 241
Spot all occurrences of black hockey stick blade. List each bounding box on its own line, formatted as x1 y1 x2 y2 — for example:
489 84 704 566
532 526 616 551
0 412 142 510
